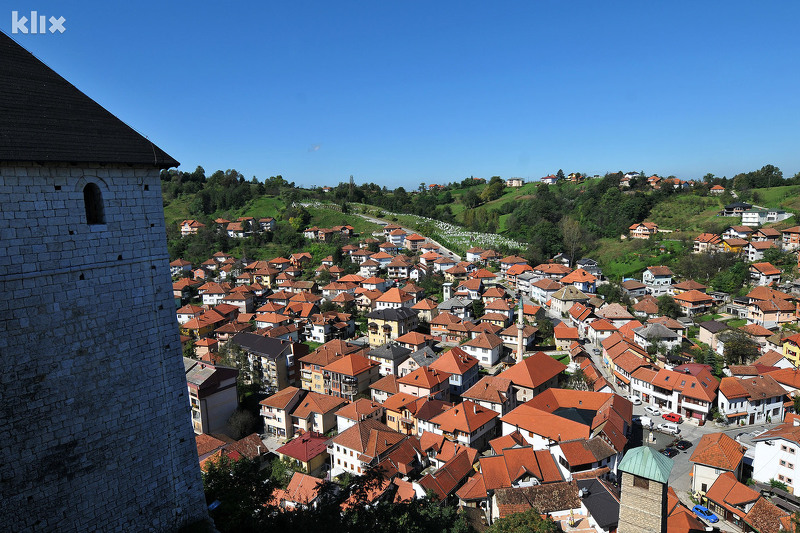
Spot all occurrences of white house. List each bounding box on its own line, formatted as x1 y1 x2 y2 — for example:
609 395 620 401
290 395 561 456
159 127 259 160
632 323 681 353
460 333 504 367
752 416 800 494
327 419 410 478
718 375 785 426
689 432 745 493
642 266 673 297
428 401 499 450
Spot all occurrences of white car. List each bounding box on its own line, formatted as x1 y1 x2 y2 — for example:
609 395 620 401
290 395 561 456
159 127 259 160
658 422 681 435
628 395 642 405
645 406 661 417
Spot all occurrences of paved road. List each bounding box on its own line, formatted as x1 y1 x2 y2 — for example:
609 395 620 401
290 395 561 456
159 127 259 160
354 212 462 262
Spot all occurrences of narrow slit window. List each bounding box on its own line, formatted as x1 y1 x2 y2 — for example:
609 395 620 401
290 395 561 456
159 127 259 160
83 183 105 224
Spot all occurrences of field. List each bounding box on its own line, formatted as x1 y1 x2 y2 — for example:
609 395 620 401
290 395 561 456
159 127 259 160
753 184 800 209
162 194 286 228
306 206 382 235
162 195 193 227
591 237 687 280
647 195 723 234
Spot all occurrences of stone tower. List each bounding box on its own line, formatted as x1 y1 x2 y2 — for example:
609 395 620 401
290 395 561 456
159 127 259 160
0 32 208 530
514 299 523 364
617 446 673 533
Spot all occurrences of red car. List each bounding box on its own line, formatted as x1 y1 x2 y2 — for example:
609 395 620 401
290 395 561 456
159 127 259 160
662 412 682 423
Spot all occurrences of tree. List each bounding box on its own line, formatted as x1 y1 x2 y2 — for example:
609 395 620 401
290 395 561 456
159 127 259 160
183 339 196 359
565 369 589 390
472 299 485 319
480 178 506 202
657 295 681 319
721 330 760 365
228 409 260 440
597 282 626 305
217 343 258 395
560 216 582 267
203 455 275 532
770 478 789 491
462 189 481 209
486 508 559 533
556 169 565 181
536 317 554 342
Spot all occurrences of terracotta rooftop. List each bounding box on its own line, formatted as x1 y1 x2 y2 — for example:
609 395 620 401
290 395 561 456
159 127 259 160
462 376 513 404
323 353 378 376
430 401 499 434
689 433 745 470
429 347 478 375
276 432 330 463
498 352 566 390
397 366 451 389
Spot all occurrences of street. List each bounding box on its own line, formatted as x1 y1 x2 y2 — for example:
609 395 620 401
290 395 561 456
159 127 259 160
353 212 462 262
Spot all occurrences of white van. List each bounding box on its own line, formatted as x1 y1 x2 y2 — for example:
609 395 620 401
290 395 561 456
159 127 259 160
658 422 680 435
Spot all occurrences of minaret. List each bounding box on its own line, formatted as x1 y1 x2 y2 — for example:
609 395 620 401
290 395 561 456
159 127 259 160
516 294 525 363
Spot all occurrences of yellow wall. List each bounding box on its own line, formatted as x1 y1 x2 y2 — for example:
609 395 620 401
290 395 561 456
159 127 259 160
784 342 800 367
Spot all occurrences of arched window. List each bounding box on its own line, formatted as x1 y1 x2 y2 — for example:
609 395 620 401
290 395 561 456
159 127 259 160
83 183 105 224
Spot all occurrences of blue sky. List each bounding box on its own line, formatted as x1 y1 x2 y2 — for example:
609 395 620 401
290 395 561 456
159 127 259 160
8 1 800 188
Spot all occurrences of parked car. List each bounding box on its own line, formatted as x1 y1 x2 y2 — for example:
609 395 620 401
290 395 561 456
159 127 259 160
628 395 642 405
658 422 681 435
592 348 601 355
692 505 719 523
662 412 682 423
632 415 653 428
660 448 679 458
645 406 661 417
675 440 692 450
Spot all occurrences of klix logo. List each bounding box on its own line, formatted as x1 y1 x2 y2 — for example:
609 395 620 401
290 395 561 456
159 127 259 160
11 10 66 34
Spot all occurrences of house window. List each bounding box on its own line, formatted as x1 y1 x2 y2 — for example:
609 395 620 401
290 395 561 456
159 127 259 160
781 460 786 466
83 183 105 224
633 475 649 489
779 475 785 481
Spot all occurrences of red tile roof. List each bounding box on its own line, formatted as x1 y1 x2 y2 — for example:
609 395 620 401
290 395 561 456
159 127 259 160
498 352 566 390
323 353 378 377
689 433 745 470
430 401 499 434
429 347 478 375
276 432 330 463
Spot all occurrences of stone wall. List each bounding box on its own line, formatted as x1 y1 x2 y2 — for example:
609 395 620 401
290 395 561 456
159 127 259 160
618 471 667 533
0 164 208 531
